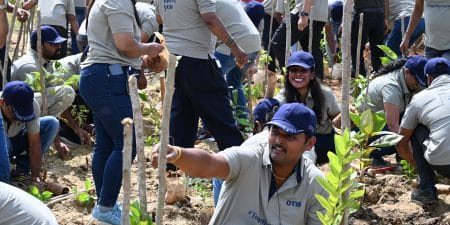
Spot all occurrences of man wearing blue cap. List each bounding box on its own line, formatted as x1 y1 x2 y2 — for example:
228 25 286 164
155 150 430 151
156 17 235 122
0 81 59 184
11 25 76 159
397 57 450 204
152 103 326 224
358 55 428 166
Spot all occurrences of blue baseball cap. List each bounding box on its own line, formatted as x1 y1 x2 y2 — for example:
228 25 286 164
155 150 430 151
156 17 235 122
404 55 428 87
31 25 66 46
287 51 315 70
266 103 316 136
245 1 265 27
330 0 343 23
424 57 450 78
2 81 35 122
253 98 280 124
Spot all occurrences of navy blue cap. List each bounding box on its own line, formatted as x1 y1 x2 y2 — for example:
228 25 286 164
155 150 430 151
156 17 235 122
266 103 316 136
31 25 66 46
287 51 315 70
2 81 35 122
424 57 450 78
404 55 428 87
245 1 265 27
330 0 343 23
253 98 280 124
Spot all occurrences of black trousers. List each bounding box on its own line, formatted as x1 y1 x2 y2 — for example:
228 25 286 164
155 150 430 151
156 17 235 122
269 13 325 79
0 46 11 89
262 13 280 51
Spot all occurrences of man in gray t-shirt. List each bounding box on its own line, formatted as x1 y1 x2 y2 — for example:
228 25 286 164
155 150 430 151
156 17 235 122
153 103 326 225
155 0 247 171
397 58 450 205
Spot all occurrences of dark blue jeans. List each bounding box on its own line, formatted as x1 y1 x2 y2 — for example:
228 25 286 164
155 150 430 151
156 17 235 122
7 116 59 175
386 17 425 57
0 46 11 88
79 63 136 207
170 56 243 151
71 7 86 54
262 14 280 51
425 46 450 62
315 131 336 165
0 114 10 183
411 124 450 191
351 9 385 76
270 13 325 79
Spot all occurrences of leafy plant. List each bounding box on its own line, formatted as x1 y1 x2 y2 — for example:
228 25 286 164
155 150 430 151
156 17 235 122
141 91 162 146
130 200 154 225
29 185 53 202
400 160 416 180
185 177 212 207
351 74 368 100
70 104 90 127
231 89 252 133
258 50 272 67
378 45 398 66
316 109 403 225
72 179 95 207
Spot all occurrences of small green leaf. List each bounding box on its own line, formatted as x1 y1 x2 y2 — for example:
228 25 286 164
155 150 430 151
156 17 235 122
41 191 53 201
360 109 374 135
349 112 361 128
377 45 398 61
84 179 92 191
350 189 365 199
369 134 403 148
315 194 333 212
317 177 339 198
373 111 386 132
30 186 40 196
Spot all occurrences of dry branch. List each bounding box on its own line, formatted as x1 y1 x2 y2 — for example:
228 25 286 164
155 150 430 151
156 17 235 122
156 54 177 225
283 0 291 68
159 74 165 102
355 13 364 77
13 21 24 60
308 6 314 52
2 0 19 88
121 118 134 225
36 9 47 115
128 75 148 214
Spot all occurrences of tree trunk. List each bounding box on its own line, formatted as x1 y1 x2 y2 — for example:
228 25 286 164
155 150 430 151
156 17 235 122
128 75 148 214
121 118 133 225
156 54 177 225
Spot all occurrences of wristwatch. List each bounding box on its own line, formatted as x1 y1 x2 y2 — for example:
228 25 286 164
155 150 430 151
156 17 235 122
300 11 309 17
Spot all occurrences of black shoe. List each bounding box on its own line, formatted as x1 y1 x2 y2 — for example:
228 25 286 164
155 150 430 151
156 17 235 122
411 188 438 205
10 171 32 190
371 158 390 167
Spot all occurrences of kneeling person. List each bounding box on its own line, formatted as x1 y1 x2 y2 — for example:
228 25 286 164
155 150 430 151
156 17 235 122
153 103 326 224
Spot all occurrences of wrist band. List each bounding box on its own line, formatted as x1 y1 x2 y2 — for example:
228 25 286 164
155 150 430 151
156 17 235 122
225 37 236 48
172 146 183 163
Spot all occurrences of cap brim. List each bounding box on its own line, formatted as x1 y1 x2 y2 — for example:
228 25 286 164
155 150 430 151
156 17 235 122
414 75 426 87
11 105 36 122
265 120 304 135
47 36 67 44
287 63 312 70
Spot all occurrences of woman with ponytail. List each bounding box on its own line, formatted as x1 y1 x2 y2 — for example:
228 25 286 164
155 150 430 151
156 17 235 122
79 0 162 224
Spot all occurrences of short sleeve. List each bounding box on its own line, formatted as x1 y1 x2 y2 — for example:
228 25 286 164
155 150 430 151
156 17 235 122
11 64 38 82
26 100 41 135
139 8 158 36
67 0 76 16
218 147 256 182
102 0 135 33
275 0 284 13
381 84 403 106
323 86 341 117
400 98 420 130
197 0 216 14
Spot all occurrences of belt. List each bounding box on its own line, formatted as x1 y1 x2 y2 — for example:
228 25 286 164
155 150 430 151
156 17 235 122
355 8 384 13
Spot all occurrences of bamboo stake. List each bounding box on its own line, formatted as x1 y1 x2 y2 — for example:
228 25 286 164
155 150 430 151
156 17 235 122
156 54 177 225
283 0 291 68
13 22 24 60
36 9 47 115
159 74 165 102
308 6 314 52
2 0 19 88
246 71 253 123
264 0 277 98
340 2 354 224
400 16 405 58
355 13 364 77
128 75 148 215
121 118 133 225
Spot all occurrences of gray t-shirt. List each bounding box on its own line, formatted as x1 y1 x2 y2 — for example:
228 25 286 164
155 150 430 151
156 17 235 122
276 85 341 134
276 0 329 22
0 182 58 225
264 0 275 14
387 0 414 22
136 2 159 39
1 99 40 137
400 75 450 165
215 0 261 55
82 0 141 69
210 140 326 225
155 0 216 59
424 0 450 50
39 0 76 29
11 50 53 82
74 0 86 8
55 53 82 79
364 69 411 114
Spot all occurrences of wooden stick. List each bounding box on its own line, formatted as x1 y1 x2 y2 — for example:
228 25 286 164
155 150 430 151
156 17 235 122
308 6 314 52
128 75 148 215
283 0 291 68
36 9 47 115
355 13 364 77
340 2 354 225
400 16 405 58
263 0 277 98
2 0 20 88
121 118 133 225
156 54 177 225
159 74 165 102
46 193 74 207
13 21 24 61
246 72 253 123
